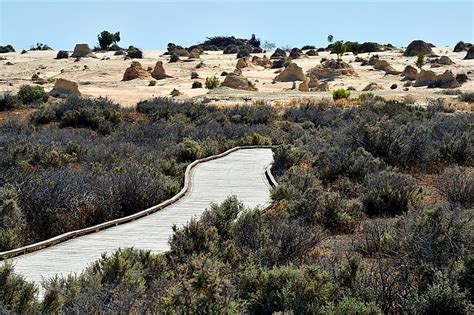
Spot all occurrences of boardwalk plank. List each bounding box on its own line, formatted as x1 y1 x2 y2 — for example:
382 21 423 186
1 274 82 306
6 148 274 297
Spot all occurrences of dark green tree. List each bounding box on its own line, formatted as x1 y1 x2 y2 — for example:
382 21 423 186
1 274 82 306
98 31 121 50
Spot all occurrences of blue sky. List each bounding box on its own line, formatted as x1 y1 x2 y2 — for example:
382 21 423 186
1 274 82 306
1 0 472 51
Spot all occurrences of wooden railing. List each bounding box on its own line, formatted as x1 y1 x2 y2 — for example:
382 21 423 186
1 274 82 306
0 145 277 260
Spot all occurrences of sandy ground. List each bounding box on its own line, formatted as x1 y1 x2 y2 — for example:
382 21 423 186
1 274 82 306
0 47 473 107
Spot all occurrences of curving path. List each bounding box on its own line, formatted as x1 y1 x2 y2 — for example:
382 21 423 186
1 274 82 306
4 148 274 296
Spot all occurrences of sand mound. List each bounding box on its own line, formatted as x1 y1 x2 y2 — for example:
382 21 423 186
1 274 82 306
274 63 306 82
151 61 172 80
50 78 81 97
403 40 435 57
363 82 384 91
123 61 152 81
221 73 257 91
174 49 190 57
71 44 97 58
373 59 401 75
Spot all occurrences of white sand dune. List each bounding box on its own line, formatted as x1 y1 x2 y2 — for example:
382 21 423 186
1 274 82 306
0 47 472 107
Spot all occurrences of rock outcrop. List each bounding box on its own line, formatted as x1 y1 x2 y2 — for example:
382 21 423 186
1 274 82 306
289 48 303 59
271 48 287 59
71 44 96 58
403 40 435 57
298 79 309 92
308 59 357 80
189 49 201 59
456 73 469 84
413 70 461 88
174 49 190 57
464 46 474 60
236 57 253 69
151 61 172 80
438 56 454 65
274 63 306 82
373 59 401 75
401 65 418 81
0 45 15 53
221 73 257 91
56 50 69 59
122 61 152 81
252 55 272 68
453 41 472 52
362 82 384 91
170 88 182 97
49 78 81 97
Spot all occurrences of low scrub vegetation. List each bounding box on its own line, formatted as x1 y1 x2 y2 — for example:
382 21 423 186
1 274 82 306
332 88 351 100
0 95 472 313
205 76 220 89
17 85 49 105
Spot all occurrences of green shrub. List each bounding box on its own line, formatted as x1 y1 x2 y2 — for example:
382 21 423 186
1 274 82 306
358 92 385 104
127 46 143 59
178 138 203 162
332 89 351 100
32 96 123 134
205 76 220 89
169 53 179 63
459 92 474 103
148 80 156 86
323 297 381 315
239 265 336 314
18 85 49 105
0 92 21 111
192 81 202 89
415 53 425 70
397 205 470 269
438 167 473 208
363 171 421 216
0 263 39 313
30 106 56 124
417 279 469 315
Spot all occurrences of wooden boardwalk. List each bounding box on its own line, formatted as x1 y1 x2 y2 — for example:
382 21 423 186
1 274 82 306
5 148 274 296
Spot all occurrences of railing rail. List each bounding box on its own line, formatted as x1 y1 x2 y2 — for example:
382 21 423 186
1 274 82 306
0 145 277 260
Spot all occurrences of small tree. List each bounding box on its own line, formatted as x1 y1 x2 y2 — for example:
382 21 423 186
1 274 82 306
249 34 261 47
0 185 25 251
327 34 334 44
415 53 425 70
263 41 276 52
332 40 347 61
98 30 121 50
205 76 220 89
